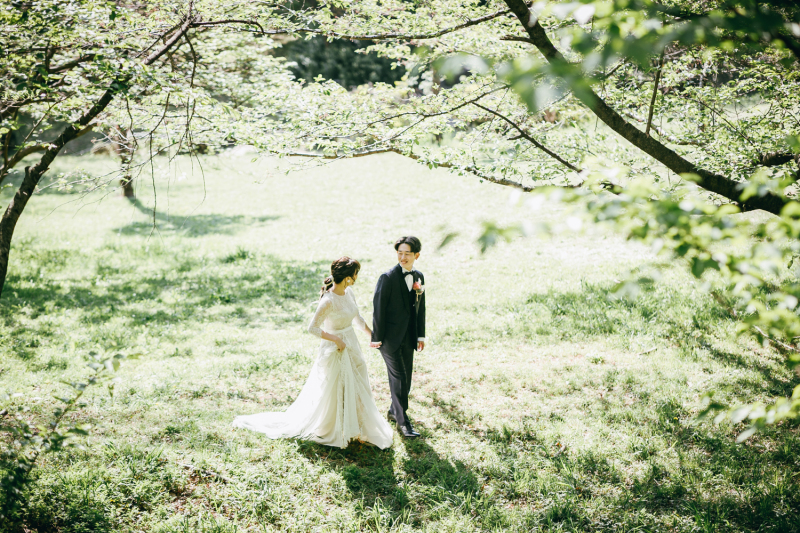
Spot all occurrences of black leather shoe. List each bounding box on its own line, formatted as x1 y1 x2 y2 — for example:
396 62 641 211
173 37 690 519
387 411 396 423
397 422 420 439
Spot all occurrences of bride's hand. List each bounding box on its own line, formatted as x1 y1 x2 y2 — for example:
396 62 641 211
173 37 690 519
334 337 346 351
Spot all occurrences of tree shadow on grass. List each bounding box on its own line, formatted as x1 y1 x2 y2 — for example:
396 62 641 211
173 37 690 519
419 393 592 530
430 380 800 532
523 280 794 394
296 441 409 524
619 426 800 532
296 427 492 530
0 255 327 361
116 198 280 237
3 257 322 319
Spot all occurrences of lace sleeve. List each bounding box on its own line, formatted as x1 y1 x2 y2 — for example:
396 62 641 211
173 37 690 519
307 296 333 338
347 287 369 334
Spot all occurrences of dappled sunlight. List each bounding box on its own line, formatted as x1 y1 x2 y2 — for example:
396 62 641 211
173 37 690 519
1 154 798 531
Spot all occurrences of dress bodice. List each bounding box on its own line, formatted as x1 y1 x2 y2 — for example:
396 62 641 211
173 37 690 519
234 287 392 449
308 287 368 337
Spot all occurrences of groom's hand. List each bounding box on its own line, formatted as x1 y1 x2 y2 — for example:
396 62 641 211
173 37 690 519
369 341 382 349
417 341 425 351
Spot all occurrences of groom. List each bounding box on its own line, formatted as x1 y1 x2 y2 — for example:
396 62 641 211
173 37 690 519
370 236 426 439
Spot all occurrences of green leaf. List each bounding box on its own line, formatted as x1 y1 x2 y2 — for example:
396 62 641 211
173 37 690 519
786 135 800 154
736 426 757 443
437 232 458 250
435 54 490 83
729 405 752 424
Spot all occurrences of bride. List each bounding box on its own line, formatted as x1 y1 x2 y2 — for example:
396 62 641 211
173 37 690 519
232 256 394 449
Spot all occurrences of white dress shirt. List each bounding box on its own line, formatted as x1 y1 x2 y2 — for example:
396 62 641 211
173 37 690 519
401 265 425 343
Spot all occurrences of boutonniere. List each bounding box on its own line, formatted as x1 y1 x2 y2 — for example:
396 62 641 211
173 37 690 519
413 281 424 302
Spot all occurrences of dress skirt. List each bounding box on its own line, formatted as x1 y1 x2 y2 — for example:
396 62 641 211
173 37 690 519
232 325 393 449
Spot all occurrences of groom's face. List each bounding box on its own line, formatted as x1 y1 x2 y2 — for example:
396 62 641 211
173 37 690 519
397 244 419 270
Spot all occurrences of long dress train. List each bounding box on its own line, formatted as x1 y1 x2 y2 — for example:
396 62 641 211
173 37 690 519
232 287 393 449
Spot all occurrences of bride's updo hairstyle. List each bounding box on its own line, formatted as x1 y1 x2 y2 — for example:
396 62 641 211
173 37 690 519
320 256 361 298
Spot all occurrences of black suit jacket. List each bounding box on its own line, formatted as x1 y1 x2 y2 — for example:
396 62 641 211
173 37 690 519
371 264 426 354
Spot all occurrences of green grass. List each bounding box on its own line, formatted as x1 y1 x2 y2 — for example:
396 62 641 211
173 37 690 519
0 153 798 532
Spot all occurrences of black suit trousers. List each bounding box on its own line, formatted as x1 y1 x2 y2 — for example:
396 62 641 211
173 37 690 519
381 337 415 427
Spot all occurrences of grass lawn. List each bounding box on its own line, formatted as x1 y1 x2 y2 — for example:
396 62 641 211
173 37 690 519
0 152 798 532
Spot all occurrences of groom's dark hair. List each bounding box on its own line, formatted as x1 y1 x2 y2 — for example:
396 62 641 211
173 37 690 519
394 236 421 254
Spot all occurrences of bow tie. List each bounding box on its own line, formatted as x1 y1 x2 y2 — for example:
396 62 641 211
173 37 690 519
403 271 414 277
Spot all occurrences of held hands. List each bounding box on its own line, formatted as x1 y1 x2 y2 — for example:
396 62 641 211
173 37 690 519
367 341 424 350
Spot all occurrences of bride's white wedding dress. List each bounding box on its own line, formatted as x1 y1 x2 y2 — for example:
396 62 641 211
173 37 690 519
232 287 393 449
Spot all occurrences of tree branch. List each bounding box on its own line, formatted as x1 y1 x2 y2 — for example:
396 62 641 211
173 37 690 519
184 32 198 88
286 147 540 191
146 13 198 65
191 19 264 32
0 145 46 180
773 30 800 62
1 3 199 297
500 35 534 45
502 0 788 215
248 9 510 41
361 85 507 128
1 100 64 184
43 44 57 72
137 20 186 59
645 50 665 136
48 53 96 73
620 111 702 146
757 151 795 168
677 94 758 148
0 88 116 295
470 102 579 171
0 125 95 185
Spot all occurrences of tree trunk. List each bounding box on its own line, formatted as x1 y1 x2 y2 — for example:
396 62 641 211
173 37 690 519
113 126 135 198
502 0 788 215
0 90 118 296
0 10 196 297
122 176 135 198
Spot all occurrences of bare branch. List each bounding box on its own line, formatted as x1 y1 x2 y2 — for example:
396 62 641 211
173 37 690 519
365 85 507 130
601 60 627 80
286 147 540 191
471 102 580 171
241 9 510 41
43 44 57 72
678 94 758 149
191 19 265 32
753 325 800 355
620 110 702 146
773 30 800 62
184 32 198 88
645 50 665 136
1 144 47 169
2 100 60 183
